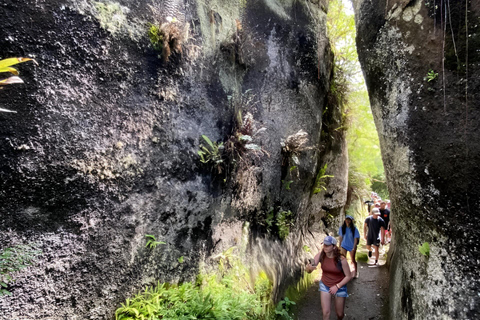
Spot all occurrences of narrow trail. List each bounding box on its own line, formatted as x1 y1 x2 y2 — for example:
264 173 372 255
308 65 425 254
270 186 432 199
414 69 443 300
295 241 390 320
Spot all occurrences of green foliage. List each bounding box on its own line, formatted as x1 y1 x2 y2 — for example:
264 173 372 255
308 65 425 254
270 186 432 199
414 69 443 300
274 297 296 320
198 91 265 179
327 0 385 206
261 207 295 241
281 180 293 191
116 246 273 320
302 245 311 253
178 256 184 264
0 244 41 296
254 271 273 315
148 24 164 52
145 235 166 249
313 164 334 194
198 135 225 174
0 57 36 113
147 21 183 62
277 210 294 241
418 242 430 258
370 173 389 199
115 278 263 320
424 69 438 82
356 251 368 262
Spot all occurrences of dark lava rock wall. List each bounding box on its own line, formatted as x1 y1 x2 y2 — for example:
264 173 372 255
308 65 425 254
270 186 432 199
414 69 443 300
0 0 343 318
352 0 480 319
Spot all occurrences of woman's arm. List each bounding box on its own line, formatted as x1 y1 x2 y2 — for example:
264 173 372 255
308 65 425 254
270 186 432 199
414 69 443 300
306 251 322 273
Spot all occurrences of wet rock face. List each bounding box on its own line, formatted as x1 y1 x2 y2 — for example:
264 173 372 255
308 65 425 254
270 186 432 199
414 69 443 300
353 0 480 318
0 0 342 318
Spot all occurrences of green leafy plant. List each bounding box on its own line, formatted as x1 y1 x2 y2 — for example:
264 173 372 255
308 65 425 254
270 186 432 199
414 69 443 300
277 210 294 241
254 271 273 315
148 20 183 62
198 135 225 174
424 69 438 82
115 250 266 320
0 57 36 113
418 242 430 258
282 180 293 190
261 207 295 241
371 173 389 199
275 297 296 320
224 108 266 170
302 245 311 253
313 164 334 194
178 256 184 264
145 235 165 249
0 244 41 296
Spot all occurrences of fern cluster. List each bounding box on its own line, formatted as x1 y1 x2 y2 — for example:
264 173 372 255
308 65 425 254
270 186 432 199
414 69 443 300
115 276 263 320
312 164 334 194
262 207 295 241
0 244 41 296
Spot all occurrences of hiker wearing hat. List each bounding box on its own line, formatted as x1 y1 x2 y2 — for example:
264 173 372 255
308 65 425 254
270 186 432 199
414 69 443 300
364 208 386 265
306 236 352 320
379 201 391 243
338 215 360 278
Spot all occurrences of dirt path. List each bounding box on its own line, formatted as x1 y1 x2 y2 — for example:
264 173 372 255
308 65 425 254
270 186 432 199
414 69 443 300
295 242 390 320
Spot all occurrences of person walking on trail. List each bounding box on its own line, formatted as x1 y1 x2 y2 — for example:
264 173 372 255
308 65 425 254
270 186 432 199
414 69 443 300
364 208 385 265
379 201 391 243
306 236 353 320
338 215 360 278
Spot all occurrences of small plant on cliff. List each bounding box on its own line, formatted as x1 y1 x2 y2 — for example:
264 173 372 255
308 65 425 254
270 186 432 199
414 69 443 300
313 164 334 194
197 135 225 174
0 57 36 113
418 242 430 258
424 69 438 82
224 90 266 172
282 179 293 191
262 207 295 241
277 210 294 241
145 235 165 249
0 244 41 296
148 20 183 62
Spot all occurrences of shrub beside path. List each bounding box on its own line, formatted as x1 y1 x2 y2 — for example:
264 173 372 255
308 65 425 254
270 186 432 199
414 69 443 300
294 242 390 319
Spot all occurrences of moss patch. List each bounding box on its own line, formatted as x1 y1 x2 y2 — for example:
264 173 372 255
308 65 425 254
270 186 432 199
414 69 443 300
93 1 128 35
356 251 368 262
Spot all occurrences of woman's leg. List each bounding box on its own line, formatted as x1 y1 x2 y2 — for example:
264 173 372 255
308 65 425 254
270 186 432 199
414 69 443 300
321 291 332 320
350 249 357 276
334 296 346 319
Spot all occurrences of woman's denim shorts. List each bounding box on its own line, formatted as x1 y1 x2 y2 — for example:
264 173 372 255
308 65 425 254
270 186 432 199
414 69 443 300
319 280 348 298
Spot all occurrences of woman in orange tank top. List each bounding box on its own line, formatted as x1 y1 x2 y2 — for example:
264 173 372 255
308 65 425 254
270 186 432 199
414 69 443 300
306 236 352 320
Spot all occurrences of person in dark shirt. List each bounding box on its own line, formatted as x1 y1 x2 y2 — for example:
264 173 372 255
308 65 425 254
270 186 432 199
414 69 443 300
379 201 391 242
364 208 385 265
364 200 374 213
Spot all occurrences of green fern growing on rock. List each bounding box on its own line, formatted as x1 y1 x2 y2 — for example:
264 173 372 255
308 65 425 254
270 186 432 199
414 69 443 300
418 242 430 258
145 235 165 249
197 135 224 174
0 244 41 296
313 164 334 194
